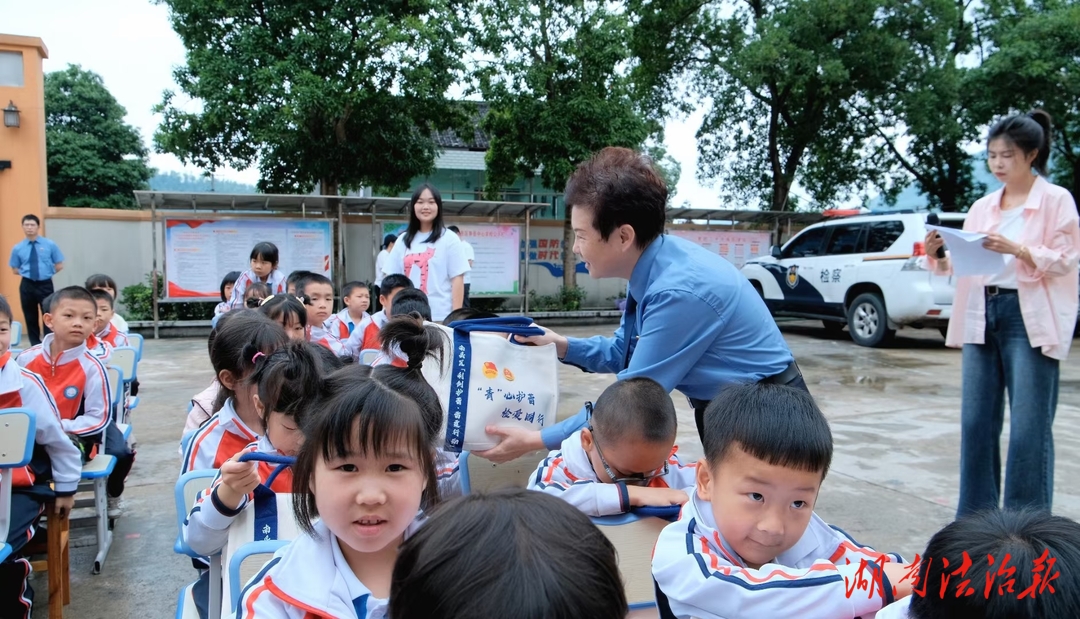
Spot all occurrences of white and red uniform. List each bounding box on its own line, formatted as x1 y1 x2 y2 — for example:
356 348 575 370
180 397 260 474
652 493 903 619
308 324 346 356
327 310 381 360
16 335 111 439
83 332 113 363
96 322 130 349
527 430 697 516
228 269 287 310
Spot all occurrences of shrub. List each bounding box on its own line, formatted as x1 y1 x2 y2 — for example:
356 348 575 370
120 272 216 321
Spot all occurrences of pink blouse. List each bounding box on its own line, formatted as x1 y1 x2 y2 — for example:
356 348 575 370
929 176 1079 360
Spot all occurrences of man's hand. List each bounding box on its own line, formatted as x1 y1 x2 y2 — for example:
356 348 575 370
216 455 260 510
512 325 569 359
471 425 546 464
54 495 75 518
627 486 689 508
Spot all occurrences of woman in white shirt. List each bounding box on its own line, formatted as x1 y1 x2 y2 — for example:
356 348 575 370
386 184 470 321
375 233 396 284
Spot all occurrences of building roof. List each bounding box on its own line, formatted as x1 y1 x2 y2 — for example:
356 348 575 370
665 207 826 226
431 101 490 150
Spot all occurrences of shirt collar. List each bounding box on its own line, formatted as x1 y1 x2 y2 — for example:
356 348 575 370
628 235 666 300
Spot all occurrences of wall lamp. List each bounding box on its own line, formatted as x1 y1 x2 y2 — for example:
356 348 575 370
3 101 20 128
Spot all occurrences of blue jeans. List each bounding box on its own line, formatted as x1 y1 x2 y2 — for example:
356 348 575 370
958 292 1058 517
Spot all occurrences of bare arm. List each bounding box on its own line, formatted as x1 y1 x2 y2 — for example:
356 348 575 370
54 262 64 273
451 274 465 310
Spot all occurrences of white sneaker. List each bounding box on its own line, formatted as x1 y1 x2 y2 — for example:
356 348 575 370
107 496 123 519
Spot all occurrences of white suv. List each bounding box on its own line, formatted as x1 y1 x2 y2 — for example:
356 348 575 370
741 212 966 347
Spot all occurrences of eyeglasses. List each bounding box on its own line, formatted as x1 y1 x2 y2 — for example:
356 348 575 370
585 405 669 485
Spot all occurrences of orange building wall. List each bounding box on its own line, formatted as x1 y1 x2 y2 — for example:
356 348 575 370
0 34 49 326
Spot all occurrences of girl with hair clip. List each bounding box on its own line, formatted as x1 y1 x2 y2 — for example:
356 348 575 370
214 271 241 317
385 184 471 321
924 110 1079 516
236 365 440 619
184 340 324 558
259 294 308 342
228 242 287 310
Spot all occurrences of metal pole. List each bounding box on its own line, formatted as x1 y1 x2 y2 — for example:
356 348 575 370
336 203 346 292
150 196 160 340
371 204 381 283
523 208 531 315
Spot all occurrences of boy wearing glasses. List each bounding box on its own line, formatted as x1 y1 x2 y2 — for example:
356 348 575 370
527 377 695 516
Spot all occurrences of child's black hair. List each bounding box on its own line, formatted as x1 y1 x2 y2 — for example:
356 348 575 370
84 274 118 296
250 241 280 267
295 273 334 301
292 375 439 532
373 314 448 447
389 488 627 619
402 183 446 249
987 109 1053 177
220 271 241 303
247 339 323 431
0 295 12 323
286 270 313 290
90 288 115 309
209 310 288 411
48 286 96 313
244 282 273 308
702 383 832 478
41 293 55 315
591 377 676 445
259 294 307 328
910 509 1080 619
308 341 349 371
342 281 369 298
379 273 414 294
382 233 397 249
443 308 499 325
388 288 431 321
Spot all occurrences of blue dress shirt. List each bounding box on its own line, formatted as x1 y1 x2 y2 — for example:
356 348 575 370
9 236 64 281
541 234 793 449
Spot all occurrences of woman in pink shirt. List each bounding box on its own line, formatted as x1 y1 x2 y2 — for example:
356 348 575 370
925 110 1079 517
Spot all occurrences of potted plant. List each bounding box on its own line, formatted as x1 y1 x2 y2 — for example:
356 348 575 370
608 290 627 312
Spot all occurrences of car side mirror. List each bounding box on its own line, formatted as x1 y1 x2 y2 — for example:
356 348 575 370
770 245 782 259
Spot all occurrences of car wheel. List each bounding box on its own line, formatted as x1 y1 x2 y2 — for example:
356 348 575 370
846 293 895 347
822 320 845 336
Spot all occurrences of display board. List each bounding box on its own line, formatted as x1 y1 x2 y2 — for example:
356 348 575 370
382 223 521 295
165 218 333 299
669 229 772 269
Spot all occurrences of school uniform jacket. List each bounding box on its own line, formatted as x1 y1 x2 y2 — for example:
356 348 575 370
527 430 697 516
97 322 130 349
229 269 287 310
0 353 82 495
329 311 382 360
184 436 293 557
181 397 261 474
652 494 903 619
238 518 424 619
84 332 113 362
16 335 112 438
435 448 461 499
308 324 346 356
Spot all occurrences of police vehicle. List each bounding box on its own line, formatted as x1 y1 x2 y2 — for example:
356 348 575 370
741 211 967 347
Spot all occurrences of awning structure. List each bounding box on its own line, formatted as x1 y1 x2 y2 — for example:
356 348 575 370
665 207 826 226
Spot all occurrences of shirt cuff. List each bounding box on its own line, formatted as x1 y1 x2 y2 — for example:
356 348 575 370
208 486 247 525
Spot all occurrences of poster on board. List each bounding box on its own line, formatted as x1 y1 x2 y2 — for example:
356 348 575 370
165 218 333 299
669 229 771 269
382 223 521 295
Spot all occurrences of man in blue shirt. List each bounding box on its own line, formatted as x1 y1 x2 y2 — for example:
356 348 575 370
8 214 64 345
474 147 806 463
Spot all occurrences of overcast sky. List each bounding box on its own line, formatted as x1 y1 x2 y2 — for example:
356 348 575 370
5 0 723 207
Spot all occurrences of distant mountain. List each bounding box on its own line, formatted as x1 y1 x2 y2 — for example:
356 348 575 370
149 171 257 194
869 154 1002 211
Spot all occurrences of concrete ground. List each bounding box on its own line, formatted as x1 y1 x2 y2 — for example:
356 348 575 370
31 321 1080 618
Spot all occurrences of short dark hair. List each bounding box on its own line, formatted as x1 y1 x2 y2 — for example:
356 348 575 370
909 509 1080 619
90 289 115 309
389 288 431 321
307 341 349 371
565 147 668 250
219 271 241 303
295 273 334 301
380 273 413 293
244 283 272 308
209 310 288 410
41 293 55 314
259 294 307 328
382 233 397 249
0 295 12 322
591 377 676 444
247 339 322 428
249 242 279 266
22 214 40 225
85 274 119 294
48 286 96 314
403 183 446 249
987 109 1053 177
293 376 438 531
702 383 832 478
389 488 627 619
443 308 498 325
376 314 448 446
342 281 369 298
287 270 313 288
447 225 460 234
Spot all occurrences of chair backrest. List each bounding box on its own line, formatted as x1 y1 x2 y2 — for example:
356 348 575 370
592 514 670 609
110 347 138 382
127 333 144 361
358 348 380 365
10 322 21 348
221 492 300 617
173 470 217 558
106 366 124 418
459 449 548 494
228 539 289 611
0 408 36 546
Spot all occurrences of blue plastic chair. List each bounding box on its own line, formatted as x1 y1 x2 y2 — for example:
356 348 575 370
0 408 36 564
127 333 144 361
228 539 289 612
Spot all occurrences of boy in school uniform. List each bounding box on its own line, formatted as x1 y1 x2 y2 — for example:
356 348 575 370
16 286 133 518
652 383 911 619
528 377 696 516
295 273 345 355
0 296 82 619
326 280 381 351
91 288 130 349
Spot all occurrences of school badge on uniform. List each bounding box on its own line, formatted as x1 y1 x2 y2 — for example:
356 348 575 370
63 386 80 400
786 265 800 289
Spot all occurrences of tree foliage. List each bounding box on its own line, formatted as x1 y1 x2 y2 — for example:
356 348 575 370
44 65 153 209
470 0 655 288
154 0 465 196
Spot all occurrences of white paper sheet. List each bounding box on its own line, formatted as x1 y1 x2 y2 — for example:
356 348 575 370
926 225 1007 277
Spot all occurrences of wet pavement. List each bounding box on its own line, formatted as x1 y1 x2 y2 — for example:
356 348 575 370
33 320 1080 618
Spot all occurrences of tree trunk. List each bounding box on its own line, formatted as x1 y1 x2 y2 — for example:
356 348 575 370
562 203 577 291
1071 157 1079 208
321 178 340 198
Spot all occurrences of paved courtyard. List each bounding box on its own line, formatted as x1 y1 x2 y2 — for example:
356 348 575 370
32 320 1080 618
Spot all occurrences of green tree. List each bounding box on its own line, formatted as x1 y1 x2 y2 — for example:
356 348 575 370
969 0 1080 201
154 0 465 197
44 65 153 209
471 0 655 288
631 0 912 211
